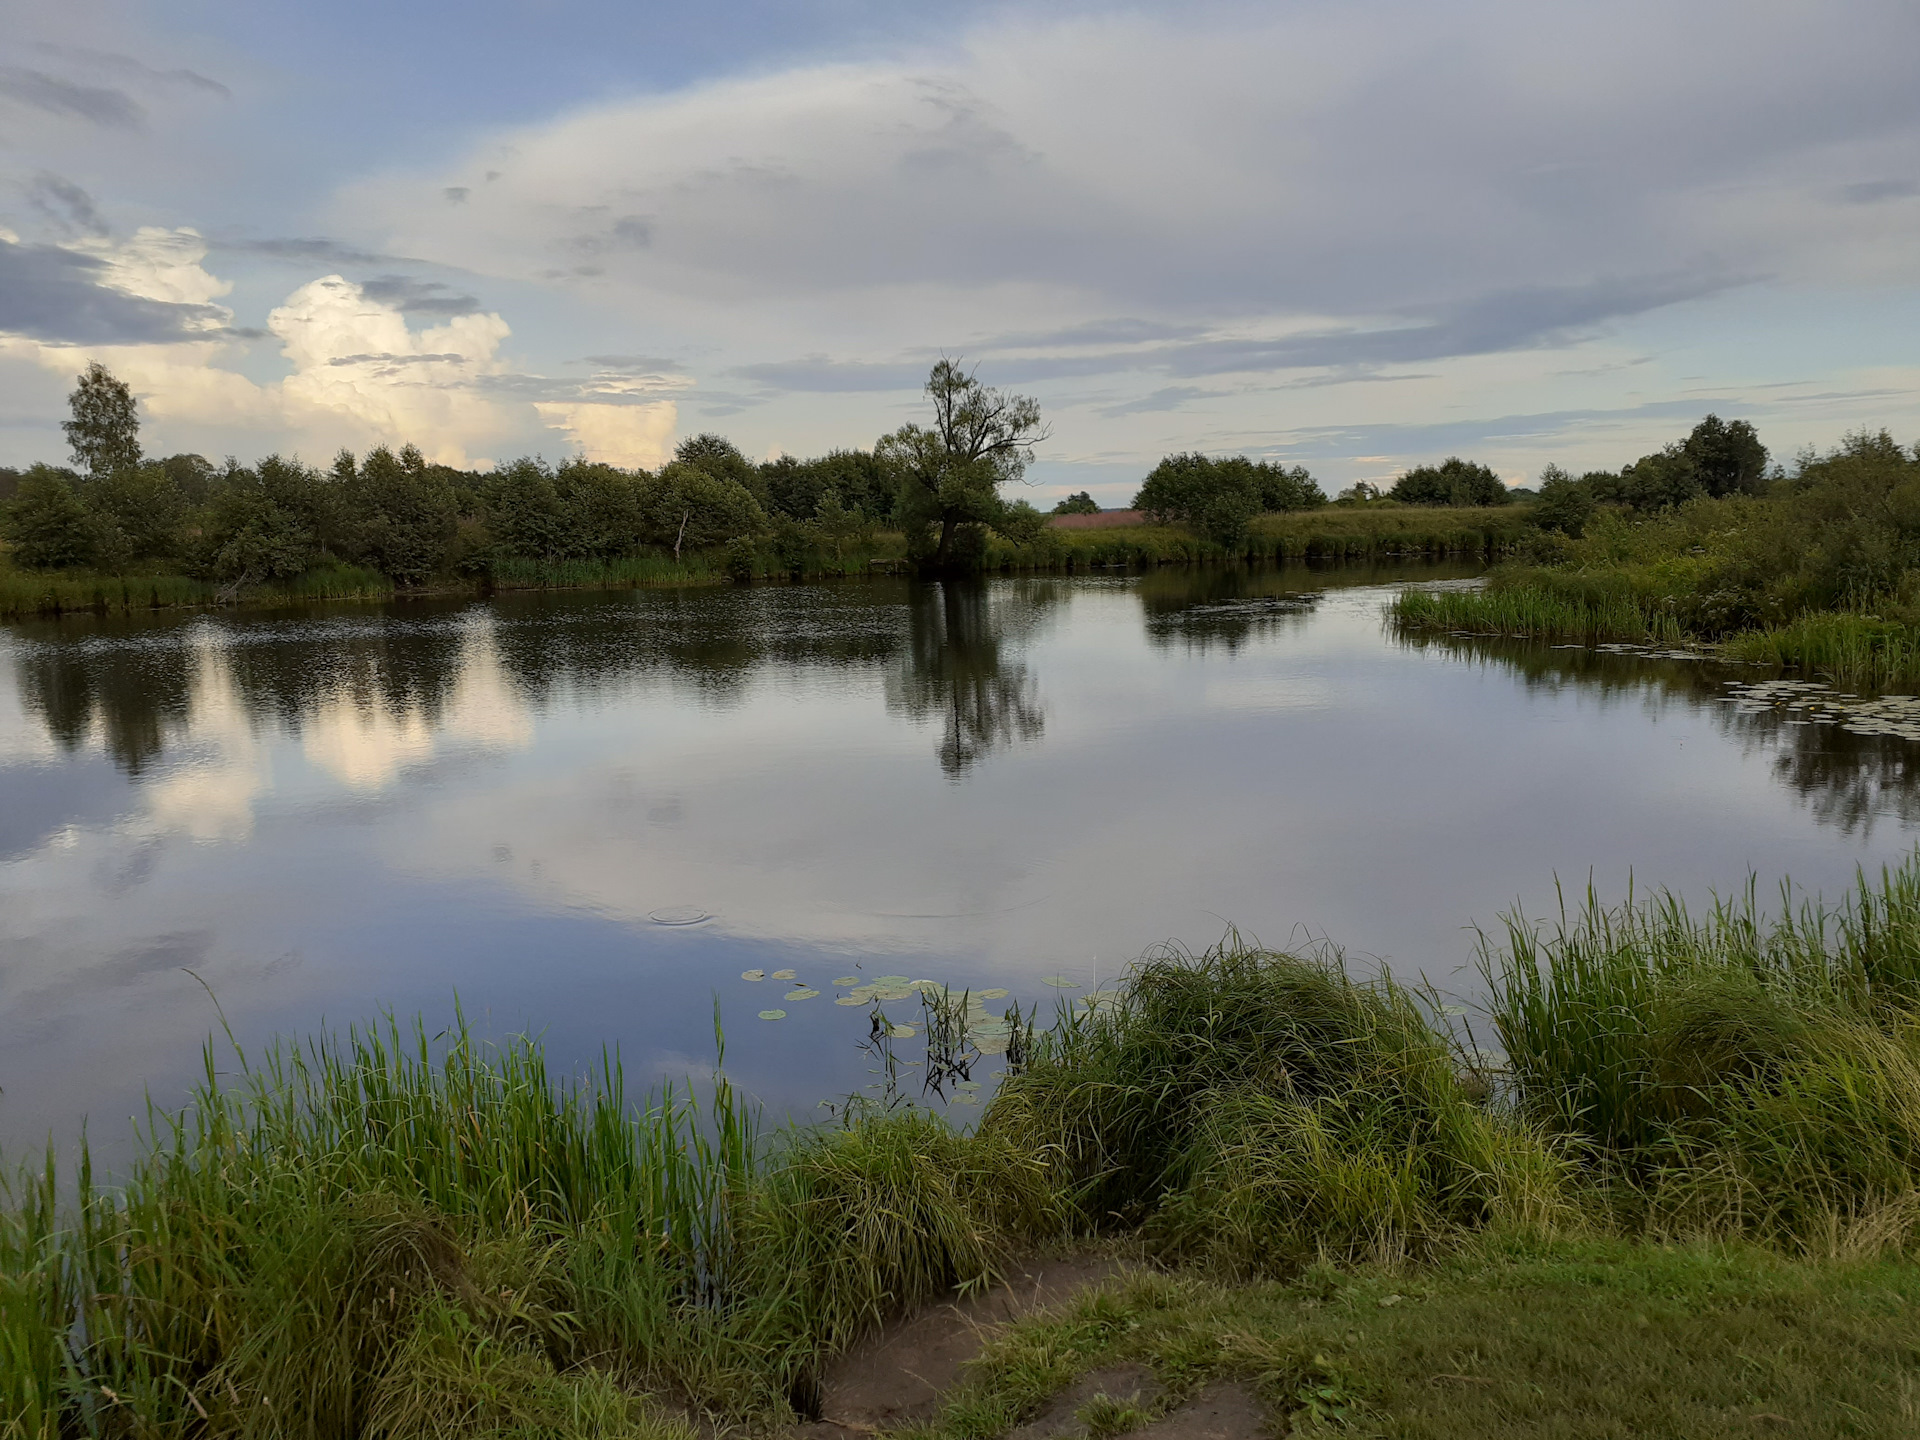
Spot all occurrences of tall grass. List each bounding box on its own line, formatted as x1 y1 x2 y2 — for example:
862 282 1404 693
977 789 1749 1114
985 940 1566 1274
1392 583 1687 645
1722 611 1920 689
988 507 1533 573
1482 858 1920 1247
0 566 214 619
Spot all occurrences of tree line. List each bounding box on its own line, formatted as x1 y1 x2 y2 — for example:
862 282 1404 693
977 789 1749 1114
0 360 1055 583
0 360 1785 582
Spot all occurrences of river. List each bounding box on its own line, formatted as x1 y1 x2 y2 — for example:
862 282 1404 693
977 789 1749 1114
4 562 1917 1159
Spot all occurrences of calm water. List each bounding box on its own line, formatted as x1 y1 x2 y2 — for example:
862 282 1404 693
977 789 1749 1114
5 563 1920 1158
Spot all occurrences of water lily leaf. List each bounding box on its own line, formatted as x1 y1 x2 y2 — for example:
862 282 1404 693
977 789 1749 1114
875 987 912 1001
873 974 911 986
888 1024 917 1038
957 1080 982 1090
951 1092 980 1105
785 988 820 1001
771 969 797 981
741 970 766 982
976 987 1010 999
834 997 868 1007
1041 975 1081 988
833 976 860 988
974 1038 1008 1056
757 1009 787 1021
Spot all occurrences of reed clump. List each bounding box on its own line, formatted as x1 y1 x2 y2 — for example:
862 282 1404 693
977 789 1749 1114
984 941 1567 1274
1482 859 1920 1249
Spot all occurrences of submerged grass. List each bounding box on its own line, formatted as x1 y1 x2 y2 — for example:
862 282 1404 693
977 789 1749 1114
9 854 1920 1434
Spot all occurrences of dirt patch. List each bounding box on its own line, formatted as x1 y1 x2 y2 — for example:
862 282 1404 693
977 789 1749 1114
1005 1364 1163 1440
814 1254 1130 1432
1131 1383 1271 1440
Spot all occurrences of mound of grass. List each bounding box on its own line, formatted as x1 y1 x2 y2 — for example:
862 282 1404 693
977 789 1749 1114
1483 861 1920 1247
985 940 1565 1272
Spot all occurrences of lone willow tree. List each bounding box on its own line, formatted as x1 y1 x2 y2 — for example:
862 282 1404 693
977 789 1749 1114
878 360 1048 572
63 360 143 479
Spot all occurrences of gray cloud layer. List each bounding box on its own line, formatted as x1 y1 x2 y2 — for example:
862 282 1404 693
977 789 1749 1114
0 239 231 344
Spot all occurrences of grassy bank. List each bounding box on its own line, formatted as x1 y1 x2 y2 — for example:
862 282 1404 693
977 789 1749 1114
1392 433 1920 687
0 509 1521 621
9 853 1920 1435
990 506 1531 572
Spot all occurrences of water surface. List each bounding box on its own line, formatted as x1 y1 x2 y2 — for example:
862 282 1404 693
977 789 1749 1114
5 563 1918 1157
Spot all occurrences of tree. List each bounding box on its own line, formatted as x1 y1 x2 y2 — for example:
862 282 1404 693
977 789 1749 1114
1052 491 1100 515
878 360 1048 572
3 466 95 568
1682 414 1768 497
1532 463 1596 537
63 361 142 479
338 445 457 585
1133 453 1262 546
199 457 324 582
88 462 186 568
640 462 768 555
1389 457 1509 507
1252 462 1327 512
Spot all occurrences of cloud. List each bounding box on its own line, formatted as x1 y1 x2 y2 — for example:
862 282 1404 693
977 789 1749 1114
212 237 409 267
1098 386 1220 418
0 67 143 129
1841 179 1919 205
345 0 1919 409
534 400 678 468
24 171 107 237
356 275 482 315
28 43 230 100
0 231 233 344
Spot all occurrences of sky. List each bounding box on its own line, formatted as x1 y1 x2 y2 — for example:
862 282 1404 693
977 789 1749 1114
1 0 1917 505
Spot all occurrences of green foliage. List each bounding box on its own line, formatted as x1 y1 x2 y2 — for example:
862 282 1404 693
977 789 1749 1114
1395 429 1920 681
198 456 326 581
879 361 1048 572
1531 463 1595 538
62 360 141 479
760 449 893 524
1052 490 1101 516
1 466 94 569
86 461 187 568
341 446 460 586
1389 457 1510 508
1683 413 1769 498
1482 856 1920 1247
985 940 1564 1273
1132 455 1326 548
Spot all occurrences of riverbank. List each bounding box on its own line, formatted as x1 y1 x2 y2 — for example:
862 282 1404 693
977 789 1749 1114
7 851 1920 1436
1392 433 1920 689
0 508 1529 620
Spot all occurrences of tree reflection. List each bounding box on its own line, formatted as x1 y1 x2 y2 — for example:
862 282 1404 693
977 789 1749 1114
11 623 196 774
1138 567 1319 653
885 580 1050 776
1393 628 1920 838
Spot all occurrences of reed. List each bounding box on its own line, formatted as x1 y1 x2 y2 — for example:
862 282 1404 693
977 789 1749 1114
1722 612 1920 689
1481 857 1920 1247
0 565 214 618
984 939 1566 1273
1391 582 1686 644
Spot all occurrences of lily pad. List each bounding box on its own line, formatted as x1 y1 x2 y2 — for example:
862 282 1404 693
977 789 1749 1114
757 1009 787 1021
874 986 913 1001
1041 975 1082 989
785 988 821 1001
951 1092 980 1105
873 974 911 986
974 1038 1009 1056
888 1024 917 1038
741 970 766 982
771 969 797 981
976 987 1010 999
957 1080 982 1090
833 976 860 988
834 996 868 1007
